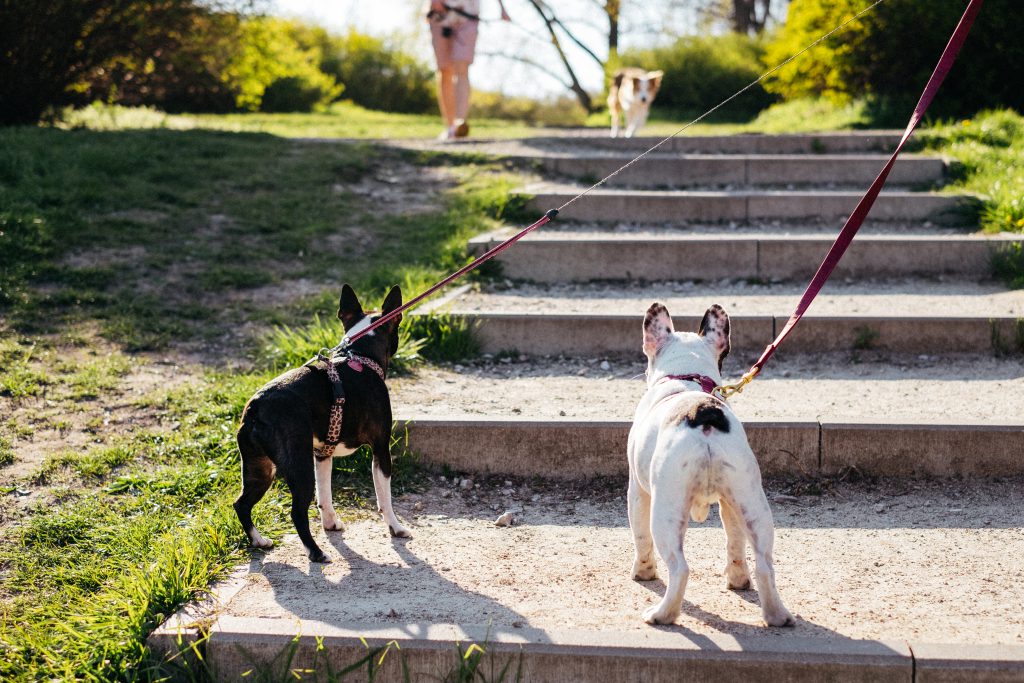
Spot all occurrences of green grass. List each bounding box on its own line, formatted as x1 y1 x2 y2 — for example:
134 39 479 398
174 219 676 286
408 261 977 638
993 242 1024 289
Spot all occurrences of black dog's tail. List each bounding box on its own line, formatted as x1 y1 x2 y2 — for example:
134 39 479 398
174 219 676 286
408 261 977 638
683 397 730 433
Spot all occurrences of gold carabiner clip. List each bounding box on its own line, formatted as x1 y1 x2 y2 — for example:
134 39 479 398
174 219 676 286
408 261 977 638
712 366 760 401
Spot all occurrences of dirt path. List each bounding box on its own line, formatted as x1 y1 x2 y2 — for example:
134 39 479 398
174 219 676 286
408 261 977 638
201 477 1024 645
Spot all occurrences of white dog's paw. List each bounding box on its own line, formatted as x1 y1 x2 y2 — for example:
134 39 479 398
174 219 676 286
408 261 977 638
725 563 751 590
632 560 658 581
389 522 413 539
642 604 678 625
764 607 796 628
321 516 344 532
250 529 274 549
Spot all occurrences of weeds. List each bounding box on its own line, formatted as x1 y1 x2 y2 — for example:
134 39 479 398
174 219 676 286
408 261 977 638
852 325 881 350
405 313 481 362
992 242 1024 289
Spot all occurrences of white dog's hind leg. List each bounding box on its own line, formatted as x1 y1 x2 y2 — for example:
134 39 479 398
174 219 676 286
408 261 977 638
627 476 657 580
720 497 751 589
642 488 692 624
314 455 343 531
739 489 795 627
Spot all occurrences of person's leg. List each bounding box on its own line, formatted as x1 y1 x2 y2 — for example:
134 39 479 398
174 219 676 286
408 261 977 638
430 22 456 138
437 67 456 128
452 61 470 129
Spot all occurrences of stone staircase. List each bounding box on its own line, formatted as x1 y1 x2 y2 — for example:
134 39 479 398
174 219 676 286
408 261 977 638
399 132 1024 479
157 132 1024 682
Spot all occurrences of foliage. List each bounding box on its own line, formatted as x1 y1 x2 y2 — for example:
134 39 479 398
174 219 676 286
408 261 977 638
764 0 1024 120
914 109 1024 234
620 33 778 119
319 29 436 114
471 92 587 126
222 17 343 112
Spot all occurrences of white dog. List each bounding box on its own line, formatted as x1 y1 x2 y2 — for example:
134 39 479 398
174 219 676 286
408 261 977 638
608 68 664 138
627 302 794 627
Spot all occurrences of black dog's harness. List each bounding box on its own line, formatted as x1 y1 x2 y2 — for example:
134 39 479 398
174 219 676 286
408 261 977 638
307 352 385 459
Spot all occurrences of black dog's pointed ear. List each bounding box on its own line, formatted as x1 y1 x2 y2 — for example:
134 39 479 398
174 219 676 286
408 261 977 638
381 285 403 325
337 284 365 331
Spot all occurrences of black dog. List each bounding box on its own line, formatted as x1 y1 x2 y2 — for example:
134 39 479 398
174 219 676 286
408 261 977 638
234 285 411 563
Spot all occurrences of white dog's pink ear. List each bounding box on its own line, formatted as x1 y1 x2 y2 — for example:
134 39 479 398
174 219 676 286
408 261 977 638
698 304 731 369
643 302 674 356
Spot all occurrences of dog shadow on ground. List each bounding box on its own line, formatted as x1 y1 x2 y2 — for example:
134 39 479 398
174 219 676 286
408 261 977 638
633 576 873 644
255 529 551 645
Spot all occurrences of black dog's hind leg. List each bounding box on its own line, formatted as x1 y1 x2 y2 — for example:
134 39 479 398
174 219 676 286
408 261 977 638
285 466 329 563
235 428 276 549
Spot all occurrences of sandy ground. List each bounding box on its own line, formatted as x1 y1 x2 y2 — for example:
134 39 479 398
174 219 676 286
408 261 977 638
389 354 1024 422
206 478 1024 645
442 280 1024 317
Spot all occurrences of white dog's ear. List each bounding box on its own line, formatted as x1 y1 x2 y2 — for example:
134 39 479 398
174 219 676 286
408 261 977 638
697 304 731 369
643 302 674 356
647 70 664 87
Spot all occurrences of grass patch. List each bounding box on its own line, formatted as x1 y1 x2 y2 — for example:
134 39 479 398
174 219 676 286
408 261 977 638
406 312 481 362
993 242 1024 289
0 435 13 466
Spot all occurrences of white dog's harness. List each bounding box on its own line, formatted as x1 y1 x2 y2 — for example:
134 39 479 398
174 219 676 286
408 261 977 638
316 353 385 458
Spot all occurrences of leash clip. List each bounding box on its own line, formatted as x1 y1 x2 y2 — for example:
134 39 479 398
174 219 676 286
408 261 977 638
712 367 760 401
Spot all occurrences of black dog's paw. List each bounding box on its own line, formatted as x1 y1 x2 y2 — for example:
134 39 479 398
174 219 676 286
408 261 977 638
308 548 331 564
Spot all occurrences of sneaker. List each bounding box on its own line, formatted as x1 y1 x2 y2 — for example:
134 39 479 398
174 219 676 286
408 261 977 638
453 120 470 138
437 126 456 141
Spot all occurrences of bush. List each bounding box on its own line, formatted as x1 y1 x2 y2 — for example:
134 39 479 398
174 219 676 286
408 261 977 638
223 18 343 112
764 0 1024 120
319 30 435 114
470 92 586 126
620 34 778 120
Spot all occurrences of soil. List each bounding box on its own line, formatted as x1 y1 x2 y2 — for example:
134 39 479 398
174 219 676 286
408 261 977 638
197 476 1024 645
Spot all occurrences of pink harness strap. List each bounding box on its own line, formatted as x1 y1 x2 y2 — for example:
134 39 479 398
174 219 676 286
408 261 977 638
318 354 385 458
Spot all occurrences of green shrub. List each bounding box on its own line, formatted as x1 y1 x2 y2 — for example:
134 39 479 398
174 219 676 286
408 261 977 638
471 92 586 126
764 0 1024 120
320 30 435 114
223 18 343 112
620 34 777 119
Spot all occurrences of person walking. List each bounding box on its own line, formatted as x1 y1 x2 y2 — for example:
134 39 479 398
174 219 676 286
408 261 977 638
426 0 510 140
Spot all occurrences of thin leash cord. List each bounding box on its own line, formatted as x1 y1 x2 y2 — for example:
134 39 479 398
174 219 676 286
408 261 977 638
556 0 887 214
341 0 886 350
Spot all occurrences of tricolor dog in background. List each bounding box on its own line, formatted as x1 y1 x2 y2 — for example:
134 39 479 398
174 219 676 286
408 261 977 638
627 302 794 627
234 285 411 563
608 67 664 138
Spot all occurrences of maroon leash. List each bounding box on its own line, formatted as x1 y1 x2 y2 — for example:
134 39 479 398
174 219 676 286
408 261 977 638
335 209 558 350
718 0 983 399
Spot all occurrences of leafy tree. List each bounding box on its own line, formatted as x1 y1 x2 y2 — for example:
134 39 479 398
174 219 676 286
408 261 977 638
318 30 435 114
764 0 1024 119
221 17 342 112
0 0 201 125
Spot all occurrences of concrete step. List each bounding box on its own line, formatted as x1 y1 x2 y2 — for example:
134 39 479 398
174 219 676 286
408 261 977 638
401 417 1024 478
538 153 945 188
418 281 1024 356
469 230 1023 283
523 130 907 154
151 477 1024 682
522 182 975 224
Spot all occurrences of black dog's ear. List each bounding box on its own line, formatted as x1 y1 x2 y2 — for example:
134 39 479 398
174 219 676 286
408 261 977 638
698 304 731 370
381 285 403 327
337 284 365 331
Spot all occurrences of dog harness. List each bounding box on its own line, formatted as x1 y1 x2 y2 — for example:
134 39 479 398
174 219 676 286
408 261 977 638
316 353 385 459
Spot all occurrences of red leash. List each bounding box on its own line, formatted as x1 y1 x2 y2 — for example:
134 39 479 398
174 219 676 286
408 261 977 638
717 0 984 399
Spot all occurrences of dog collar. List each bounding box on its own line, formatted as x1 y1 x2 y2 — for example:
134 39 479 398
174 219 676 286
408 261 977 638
317 353 386 459
656 373 719 395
